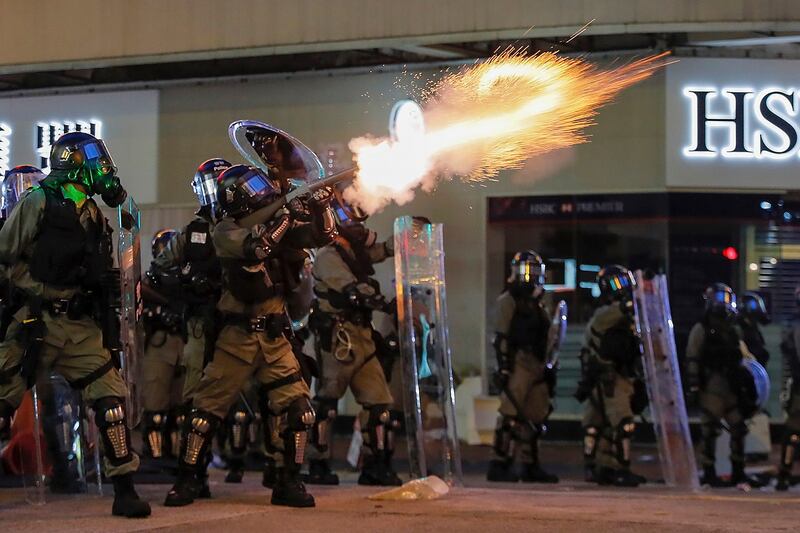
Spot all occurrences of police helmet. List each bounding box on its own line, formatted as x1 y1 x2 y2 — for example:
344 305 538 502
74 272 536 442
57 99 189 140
597 264 636 302
217 164 281 219
704 282 737 317
331 185 368 227
192 158 231 209
49 132 115 187
740 291 770 324
509 251 546 288
152 228 177 259
2 165 45 217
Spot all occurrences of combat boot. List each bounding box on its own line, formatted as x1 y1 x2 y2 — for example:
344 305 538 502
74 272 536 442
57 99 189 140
700 465 731 487
776 471 792 491
730 461 765 488
486 459 519 482
611 469 642 487
49 455 84 494
520 463 559 483
271 466 315 508
305 459 340 485
111 473 151 518
225 457 245 483
583 464 597 483
164 471 203 507
359 454 402 486
262 458 277 488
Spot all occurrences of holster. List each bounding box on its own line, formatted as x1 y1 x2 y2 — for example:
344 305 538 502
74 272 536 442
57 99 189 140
19 299 46 388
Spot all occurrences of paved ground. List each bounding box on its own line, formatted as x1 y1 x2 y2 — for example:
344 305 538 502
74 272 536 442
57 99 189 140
2 441 799 532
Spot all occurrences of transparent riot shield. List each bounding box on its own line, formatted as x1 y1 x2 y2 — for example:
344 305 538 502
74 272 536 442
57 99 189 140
36 374 102 496
14 388 46 504
394 216 462 484
117 198 144 428
633 271 699 490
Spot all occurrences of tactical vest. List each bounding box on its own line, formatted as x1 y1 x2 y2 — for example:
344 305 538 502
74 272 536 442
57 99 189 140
701 319 742 371
182 218 220 281
224 249 306 305
507 296 548 358
29 186 109 288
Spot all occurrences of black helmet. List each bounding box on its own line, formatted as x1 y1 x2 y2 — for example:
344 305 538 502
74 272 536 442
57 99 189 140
508 251 546 287
192 158 231 209
152 228 177 259
217 164 281 219
740 291 769 324
48 132 126 206
597 264 636 302
704 283 737 317
2 165 45 217
331 185 368 227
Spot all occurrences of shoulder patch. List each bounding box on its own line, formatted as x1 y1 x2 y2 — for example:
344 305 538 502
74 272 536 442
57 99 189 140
190 231 207 244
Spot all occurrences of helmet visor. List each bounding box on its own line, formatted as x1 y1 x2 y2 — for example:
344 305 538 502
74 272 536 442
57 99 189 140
2 168 46 215
709 288 737 313
79 139 117 178
192 171 219 206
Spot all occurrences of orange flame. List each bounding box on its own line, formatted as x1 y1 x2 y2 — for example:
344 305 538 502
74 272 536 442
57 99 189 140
346 49 670 213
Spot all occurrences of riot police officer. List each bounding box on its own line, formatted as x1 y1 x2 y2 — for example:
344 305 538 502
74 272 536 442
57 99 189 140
165 164 336 508
307 193 400 487
777 286 800 491
738 291 770 367
1 165 46 224
0 132 150 517
686 283 759 487
576 265 644 487
151 158 228 486
140 229 186 462
487 251 558 484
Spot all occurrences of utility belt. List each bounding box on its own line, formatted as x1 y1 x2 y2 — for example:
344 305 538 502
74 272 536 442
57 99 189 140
42 294 95 320
222 312 288 338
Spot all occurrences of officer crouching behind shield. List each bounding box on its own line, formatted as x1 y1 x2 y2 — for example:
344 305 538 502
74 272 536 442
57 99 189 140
487 251 558 484
164 164 336 508
575 265 647 487
685 283 762 487
306 189 401 487
0 132 151 518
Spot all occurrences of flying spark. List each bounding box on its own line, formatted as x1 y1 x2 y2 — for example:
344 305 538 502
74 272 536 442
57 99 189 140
346 48 671 213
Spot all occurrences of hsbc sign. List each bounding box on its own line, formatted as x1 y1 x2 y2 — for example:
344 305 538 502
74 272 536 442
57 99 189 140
666 58 800 190
684 87 800 159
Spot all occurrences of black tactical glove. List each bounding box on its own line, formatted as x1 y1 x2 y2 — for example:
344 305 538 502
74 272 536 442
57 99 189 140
308 186 333 210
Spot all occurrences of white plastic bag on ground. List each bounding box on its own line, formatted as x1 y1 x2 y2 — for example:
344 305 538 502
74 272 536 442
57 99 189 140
368 475 450 501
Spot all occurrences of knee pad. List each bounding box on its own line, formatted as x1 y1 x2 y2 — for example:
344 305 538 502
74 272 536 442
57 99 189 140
313 397 338 422
143 410 168 457
700 418 722 440
94 397 132 465
367 404 391 428
583 426 600 457
184 409 221 466
617 418 635 439
286 397 315 431
494 416 516 458
229 409 252 451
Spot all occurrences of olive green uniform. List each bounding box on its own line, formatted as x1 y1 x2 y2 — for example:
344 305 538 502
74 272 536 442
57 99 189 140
493 291 552 465
141 329 185 413
309 240 394 461
579 304 638 473
192 216 310 419
685 321 747 470
151 223 214 404
0 187 138 477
